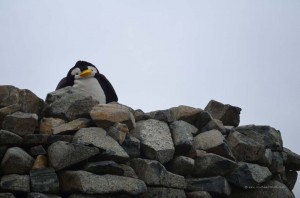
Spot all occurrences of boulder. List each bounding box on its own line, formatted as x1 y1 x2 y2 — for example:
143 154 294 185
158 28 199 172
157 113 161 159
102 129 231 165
30 145 47 156
0 130 23 145
59 170 147 195
90 103 135 129
201 119 226 134
32 155 48 170
130 158 186 189
0 85 44 114
257 148 273 166
130 119 175 164
30 168 59 193
1 147 34 174
72 127 129 162
47 135 73 144
227 162 272 188
0 174 30 193
193 153 238 177
84 161 124 176
283 147 300 171
186 176 231 197
193 129 235 160
186 191 212 198
230 180 295 198
52 118 92 135
106 122 129 144
23 134 49 146
2 111 38 137
43 86 99 121
226 131 265 162
168 156 194 176
39 117 66 134
285 170 298 190
121 134 141 158
134 109 151 122
204 100 241 127
0 105 21 127
235 125 283 151
119 164 138 179
269 151 284 174
140 187 186 198
169 121 196 154
47 141 100 171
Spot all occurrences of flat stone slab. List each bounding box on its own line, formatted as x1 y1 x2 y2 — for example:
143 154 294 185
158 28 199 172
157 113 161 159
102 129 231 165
30 168 59 193
131 119 175 164
59 170 147 195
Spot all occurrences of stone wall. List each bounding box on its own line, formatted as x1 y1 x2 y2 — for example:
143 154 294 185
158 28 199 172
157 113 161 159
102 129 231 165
0 85 299 198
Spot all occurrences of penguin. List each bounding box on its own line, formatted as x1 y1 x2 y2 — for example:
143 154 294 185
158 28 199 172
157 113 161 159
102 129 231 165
56 60 118 103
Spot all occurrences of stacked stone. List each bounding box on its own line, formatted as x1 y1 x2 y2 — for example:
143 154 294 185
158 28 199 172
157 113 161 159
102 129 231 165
0 85 299 198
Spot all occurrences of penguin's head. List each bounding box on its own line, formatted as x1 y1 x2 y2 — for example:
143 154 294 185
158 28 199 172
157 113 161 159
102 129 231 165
68 60 99 80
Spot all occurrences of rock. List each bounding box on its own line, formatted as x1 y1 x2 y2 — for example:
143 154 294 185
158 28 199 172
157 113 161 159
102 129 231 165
146 109 176 123
283 147 300 171
84 161 124 176
204 100 241 127
235 125 283 151
186 191 212 198
47 141 100 171
201 119 226 134
121 134 140 158
230 180 294 198
30 145 47 156
168 156 194 176
0 129 23 145
0 85 44 114
1 147 34 174
2 112 38 137
32 155 48 169
285 170 298 190
47 135 73 144
130 119 175 164
72 127 129 162
27 193 62 198
257 148 273 166
140 187 186 198
187 149 207 159
23 134 49 145
0 193 15 198
68 195 115 198
39 117 66 134
119 164 138 179
226 131 265 162
90 103 135 129
107 122 129 144
0 146 6 161
43 86 99 121
0 174 30 193
269 152 284 174
59 170 147 195
193 153 238 177
30 168 59 193
193 129 235 160
52 118 92 135
227 162 272 188
170 105 201 124
169 121 196 154
134 109 151 122
186 176 231 197
130 158 186 189
0 105 21 127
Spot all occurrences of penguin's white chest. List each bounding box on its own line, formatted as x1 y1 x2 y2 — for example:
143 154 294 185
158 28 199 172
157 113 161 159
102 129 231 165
74 78 106 104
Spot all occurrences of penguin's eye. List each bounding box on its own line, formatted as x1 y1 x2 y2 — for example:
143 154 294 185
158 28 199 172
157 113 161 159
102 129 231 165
88 66 97 73
71 68 81 76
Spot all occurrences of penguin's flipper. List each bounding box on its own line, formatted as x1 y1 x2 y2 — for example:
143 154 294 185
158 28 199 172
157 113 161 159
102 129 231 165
97 74 118 103
56 77 74 90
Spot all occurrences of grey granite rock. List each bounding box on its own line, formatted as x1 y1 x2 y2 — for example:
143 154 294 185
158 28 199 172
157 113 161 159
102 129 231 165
30 145 47 156
30 168 59 193
72 127 129 162
186 176 231 197
284 147 300 171
48 141 100 171
1 147 34 174
0 130 23 145
168 156 194 176
140 187 186 198
186 191 212 198
269 151 284 174
0 174 30 193
52 118 92 135
121 134 140 158
285 170 298 190
59 170 147 195
130 158 186 189
204 100 241 127
227 162 272 188
84 161 124 176
201 119 226 134
193 153 238 177
131 119 175 163
2 111 38 137
107 122 129 144
43 86 99 121
193 129 235 160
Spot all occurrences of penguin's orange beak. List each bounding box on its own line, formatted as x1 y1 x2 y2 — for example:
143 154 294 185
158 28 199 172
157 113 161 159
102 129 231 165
80 69 92 78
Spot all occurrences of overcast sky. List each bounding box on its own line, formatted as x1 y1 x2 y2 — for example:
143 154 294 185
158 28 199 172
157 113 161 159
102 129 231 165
0 0 299 196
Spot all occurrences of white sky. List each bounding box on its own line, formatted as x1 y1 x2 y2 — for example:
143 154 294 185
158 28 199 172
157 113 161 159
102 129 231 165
1 0 299 196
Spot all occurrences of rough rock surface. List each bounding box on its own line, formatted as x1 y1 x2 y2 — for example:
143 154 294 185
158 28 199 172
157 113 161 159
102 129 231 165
39 117 66 134
0 174 30 193
0 130 23 145
131 119 175 164
140 187 186 198
59 170 147 195
30 168 59 193
168 156 194 176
